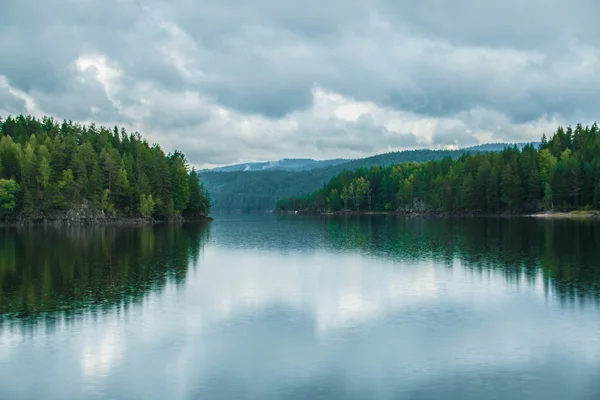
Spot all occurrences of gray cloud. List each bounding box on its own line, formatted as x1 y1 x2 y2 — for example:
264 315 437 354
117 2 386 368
0 0 598 166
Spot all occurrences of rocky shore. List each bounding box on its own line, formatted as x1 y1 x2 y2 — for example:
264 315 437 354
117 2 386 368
0 203 213 227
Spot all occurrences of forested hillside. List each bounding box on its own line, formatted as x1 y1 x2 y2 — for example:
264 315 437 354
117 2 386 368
200 143 534 212
276 124 600 213
0 115 210 221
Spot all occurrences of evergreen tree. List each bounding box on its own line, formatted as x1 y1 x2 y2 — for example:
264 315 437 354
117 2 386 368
185 169 206 216
170 152 191 214
460 173 476 210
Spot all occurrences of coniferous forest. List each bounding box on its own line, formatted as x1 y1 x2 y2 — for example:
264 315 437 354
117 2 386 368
0 115 210 221
277 124 600 214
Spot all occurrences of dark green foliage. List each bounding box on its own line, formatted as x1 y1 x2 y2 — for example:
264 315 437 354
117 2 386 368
170 151 191 214
0 179 20 217
0 115 210 220
185 169 211 217
277 125 600 213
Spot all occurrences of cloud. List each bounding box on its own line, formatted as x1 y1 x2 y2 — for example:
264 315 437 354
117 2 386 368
0 0 598 166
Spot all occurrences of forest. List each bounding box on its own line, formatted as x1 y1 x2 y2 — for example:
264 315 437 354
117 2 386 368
276 123 600 213
0 114 210 221
200 143 533 213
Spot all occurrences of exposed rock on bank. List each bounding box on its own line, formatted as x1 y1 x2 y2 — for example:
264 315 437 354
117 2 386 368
2 202 212 226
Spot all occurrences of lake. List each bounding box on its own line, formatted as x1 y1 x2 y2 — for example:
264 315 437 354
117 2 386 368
1 215 600 399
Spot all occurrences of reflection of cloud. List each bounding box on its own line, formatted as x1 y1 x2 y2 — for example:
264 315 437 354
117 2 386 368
315 263 439 333
81 316 124 379
184 249 441 335
0 330 20 360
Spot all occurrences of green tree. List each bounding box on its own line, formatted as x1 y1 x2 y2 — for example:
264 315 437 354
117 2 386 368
526 166 542 211
101 189 114 213
139 194 155 218
0 179 20 218
594 180 600 209
460 173 477 210
501 164 523 209
341 184 352 210
326 188 340 211
0 136 20 180
37 155 52 208
114 159 132 212
58 169 78 206
185 170 209 216
170 154 190 214
19 141 37 214
353 177 370 210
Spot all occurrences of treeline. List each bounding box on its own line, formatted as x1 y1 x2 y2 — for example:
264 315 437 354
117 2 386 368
277 124 600 213
0 114 210 220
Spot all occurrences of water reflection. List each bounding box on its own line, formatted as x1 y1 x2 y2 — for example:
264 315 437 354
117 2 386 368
1 216 600 400
212 215 600 305
0 224 209 326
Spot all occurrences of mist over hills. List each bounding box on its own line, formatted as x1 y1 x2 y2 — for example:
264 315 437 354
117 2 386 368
199 142 538 213
201 158 348 173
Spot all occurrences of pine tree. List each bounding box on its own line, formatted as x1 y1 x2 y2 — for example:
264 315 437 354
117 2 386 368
461 173 477 210
170 154 190 214
185 170 204 216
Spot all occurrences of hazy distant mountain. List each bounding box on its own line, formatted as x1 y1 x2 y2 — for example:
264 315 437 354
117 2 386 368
201 158 348 173
199 142 538 213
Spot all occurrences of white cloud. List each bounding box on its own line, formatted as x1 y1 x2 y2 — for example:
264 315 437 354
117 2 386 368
75 54 124 111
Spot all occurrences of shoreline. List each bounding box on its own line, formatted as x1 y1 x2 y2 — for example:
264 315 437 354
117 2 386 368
277 210 600 219
0 202 214 227
0 215 213 227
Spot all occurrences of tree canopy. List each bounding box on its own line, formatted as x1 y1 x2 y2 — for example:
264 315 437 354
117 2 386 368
0 114 210 220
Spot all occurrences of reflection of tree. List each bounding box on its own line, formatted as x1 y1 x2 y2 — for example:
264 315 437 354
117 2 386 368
323 216 600 305
0 224 209 325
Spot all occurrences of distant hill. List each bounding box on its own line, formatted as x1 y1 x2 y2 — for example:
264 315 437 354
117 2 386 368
201 158 348 172
199 142 538 213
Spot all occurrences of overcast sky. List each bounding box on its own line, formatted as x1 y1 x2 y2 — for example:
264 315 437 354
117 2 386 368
1 0 598 167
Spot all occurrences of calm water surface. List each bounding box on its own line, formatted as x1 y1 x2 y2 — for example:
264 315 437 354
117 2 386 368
1 215 600 399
